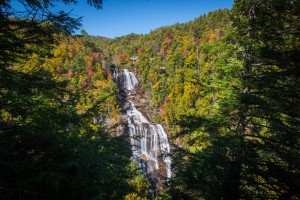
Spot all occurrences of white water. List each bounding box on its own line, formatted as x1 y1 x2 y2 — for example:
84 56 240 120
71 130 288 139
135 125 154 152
114 69 172 178
113 69 138 93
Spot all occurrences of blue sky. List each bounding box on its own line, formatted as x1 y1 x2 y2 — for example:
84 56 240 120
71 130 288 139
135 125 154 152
12 0 233 38
60 0 234 38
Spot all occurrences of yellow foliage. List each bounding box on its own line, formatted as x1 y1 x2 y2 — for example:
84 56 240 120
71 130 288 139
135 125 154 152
152 82 160 90
21 53 42 73
75 103 85 114
89 123 98 131
124 193 145 200
1 110 13 122
84 55 93 68
107 72 114 81
53 44 67 58
179 82 199 109
147 69 159 84
184 50 198 69
208 32 217 44
94 62 101 71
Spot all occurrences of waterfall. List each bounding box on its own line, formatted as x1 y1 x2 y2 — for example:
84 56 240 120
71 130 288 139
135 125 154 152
114 68 172 178
113 69 138 94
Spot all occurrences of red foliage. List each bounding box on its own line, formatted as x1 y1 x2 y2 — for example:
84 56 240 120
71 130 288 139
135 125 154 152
164 97 170 103
91 51 100 60
157 50 163 57
159 104 166 116
138 48 144 54
81 78 89 86
118 52 130 64
194 38 201 43
88 69 94 78
167 36 173 42
66 68 74 77
56 69 62 77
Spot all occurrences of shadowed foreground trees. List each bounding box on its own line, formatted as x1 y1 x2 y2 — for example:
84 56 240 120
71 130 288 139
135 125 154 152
1 0 299 199
0 0 103 65
0 1 153 199
169 0 300 199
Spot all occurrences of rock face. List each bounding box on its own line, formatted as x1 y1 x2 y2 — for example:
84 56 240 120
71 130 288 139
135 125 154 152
113 68 172 184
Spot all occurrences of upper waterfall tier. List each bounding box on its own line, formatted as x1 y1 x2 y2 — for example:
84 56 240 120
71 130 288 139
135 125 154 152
113 69 138 93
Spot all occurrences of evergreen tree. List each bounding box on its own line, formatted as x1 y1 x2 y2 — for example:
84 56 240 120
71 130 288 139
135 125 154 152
169 0 300 199
0 1 149 199
230 0 300 198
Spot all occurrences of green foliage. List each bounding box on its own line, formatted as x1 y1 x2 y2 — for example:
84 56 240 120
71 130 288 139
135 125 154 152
94 3 298 200
0 1 149 198
166 1 300 200
125 162 152 200
184 50 198 69
154 193 172 200
2 1 299 199
0 34 139 199
228 0 300 198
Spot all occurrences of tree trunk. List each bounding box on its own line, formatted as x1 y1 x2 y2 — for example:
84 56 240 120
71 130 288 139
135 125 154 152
223 159 242 200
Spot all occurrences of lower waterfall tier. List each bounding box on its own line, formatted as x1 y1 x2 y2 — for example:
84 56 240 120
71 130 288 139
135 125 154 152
127 102 171 178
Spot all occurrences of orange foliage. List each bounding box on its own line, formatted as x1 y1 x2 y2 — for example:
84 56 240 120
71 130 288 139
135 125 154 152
118 52 130 64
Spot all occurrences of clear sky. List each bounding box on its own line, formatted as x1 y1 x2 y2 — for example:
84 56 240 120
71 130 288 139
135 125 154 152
11 0 233 38
58 0 234 38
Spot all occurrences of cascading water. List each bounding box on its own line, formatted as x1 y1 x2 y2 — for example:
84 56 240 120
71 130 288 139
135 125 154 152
113 68 172 178
113 69 138 94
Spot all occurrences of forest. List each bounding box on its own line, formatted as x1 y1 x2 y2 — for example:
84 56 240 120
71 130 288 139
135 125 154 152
0 0 299 199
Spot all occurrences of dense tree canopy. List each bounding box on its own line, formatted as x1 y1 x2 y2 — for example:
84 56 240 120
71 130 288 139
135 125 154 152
0 1 154 199
0 0 103 64
87 1 299 199
1 0 299 199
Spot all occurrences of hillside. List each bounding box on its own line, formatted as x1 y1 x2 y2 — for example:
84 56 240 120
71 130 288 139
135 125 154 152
1 1 299 199
87 5 300 199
